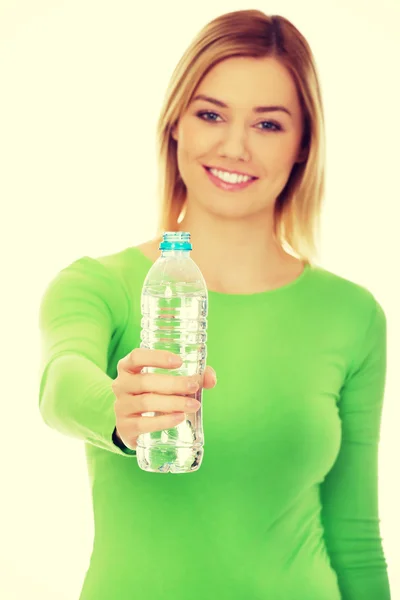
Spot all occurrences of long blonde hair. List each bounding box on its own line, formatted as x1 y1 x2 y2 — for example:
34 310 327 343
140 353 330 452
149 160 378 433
155 10 326 265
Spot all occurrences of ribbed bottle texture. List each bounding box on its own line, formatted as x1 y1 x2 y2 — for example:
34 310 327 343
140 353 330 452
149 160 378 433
136 232 208 473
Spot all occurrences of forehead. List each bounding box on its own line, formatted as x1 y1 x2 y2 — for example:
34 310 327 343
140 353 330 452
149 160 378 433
194 56 299 111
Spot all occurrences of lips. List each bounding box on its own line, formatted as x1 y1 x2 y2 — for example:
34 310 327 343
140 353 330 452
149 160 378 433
204 166 258 180
203 165 258 191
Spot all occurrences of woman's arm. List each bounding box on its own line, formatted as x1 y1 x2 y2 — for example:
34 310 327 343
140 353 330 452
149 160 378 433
38 255 135 456
320 298 391 599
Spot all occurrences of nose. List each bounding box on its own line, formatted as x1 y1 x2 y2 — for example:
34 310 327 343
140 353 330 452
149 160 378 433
218 125 250 162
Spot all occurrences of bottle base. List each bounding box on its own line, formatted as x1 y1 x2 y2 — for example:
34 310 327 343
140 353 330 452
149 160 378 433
136 444 204 473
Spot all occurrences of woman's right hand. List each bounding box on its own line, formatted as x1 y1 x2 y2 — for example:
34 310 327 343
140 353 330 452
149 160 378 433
112 348 217 451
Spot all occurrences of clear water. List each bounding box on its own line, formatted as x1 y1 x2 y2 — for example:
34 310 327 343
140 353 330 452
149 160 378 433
136 284 208 474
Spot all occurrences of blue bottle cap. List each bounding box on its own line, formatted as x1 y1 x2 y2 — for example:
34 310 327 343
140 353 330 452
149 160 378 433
159 231 192 251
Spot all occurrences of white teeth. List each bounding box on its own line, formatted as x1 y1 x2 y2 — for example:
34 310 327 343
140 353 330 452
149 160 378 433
209 168 252 184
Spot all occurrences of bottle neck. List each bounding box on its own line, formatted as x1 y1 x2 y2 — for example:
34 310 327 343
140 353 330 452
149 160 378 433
160 249 191 259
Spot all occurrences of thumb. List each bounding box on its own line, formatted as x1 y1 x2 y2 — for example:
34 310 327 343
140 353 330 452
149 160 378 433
202 365 217 389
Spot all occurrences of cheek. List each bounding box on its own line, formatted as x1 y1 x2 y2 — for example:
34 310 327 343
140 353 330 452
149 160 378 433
180 124 213 157
261 138 299 170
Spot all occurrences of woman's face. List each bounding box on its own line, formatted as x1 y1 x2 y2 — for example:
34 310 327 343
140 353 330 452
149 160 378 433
171 56 306 219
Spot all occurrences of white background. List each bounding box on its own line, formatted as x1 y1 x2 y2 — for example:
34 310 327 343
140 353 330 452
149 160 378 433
1 0 399 598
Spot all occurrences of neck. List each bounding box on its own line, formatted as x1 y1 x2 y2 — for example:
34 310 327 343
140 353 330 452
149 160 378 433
176 203 299 289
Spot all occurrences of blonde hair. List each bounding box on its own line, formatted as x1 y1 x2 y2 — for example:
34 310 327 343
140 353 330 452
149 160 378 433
155 10 326 265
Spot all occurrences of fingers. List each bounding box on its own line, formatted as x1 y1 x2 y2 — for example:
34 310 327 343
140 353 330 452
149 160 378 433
114 364 217 397
117 348 182 376
116 349 217 392
115 370 201 397
113 350 217 451
118 391 201 417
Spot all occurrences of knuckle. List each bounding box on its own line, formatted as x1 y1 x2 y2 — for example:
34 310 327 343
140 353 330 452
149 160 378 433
136 374 148 394
130 348 139 363
138 392 153 411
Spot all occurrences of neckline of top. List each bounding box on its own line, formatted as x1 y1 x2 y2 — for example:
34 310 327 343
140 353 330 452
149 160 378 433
131 246 314 301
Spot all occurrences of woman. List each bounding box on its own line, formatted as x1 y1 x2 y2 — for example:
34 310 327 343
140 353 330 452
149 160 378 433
38 10 391 599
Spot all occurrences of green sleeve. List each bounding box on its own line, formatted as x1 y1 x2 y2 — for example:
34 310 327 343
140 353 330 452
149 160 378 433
320 298 391 598
38 256 136 457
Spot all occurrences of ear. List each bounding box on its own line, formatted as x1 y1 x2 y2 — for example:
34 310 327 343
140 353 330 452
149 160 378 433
171 123 178 142
296 146 308 164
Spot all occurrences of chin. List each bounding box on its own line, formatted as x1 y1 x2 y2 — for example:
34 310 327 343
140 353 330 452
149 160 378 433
207 200 259 218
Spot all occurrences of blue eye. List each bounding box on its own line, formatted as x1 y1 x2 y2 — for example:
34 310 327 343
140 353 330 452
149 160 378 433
195 110 282 132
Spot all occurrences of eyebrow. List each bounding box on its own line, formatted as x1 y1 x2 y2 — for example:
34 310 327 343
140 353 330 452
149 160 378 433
192 94 292 117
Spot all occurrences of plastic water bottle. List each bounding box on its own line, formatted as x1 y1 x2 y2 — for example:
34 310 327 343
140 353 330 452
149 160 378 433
136 231 208 474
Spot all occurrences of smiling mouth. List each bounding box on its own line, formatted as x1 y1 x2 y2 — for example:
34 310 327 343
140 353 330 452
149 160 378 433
203 166 258 180
203 165 259 191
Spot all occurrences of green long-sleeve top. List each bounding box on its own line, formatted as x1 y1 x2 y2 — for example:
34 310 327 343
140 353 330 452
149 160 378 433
38 246 391 600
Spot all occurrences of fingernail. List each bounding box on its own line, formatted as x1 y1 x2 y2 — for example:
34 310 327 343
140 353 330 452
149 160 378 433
185 398 201 410
211 369 217 384
169 355 181 366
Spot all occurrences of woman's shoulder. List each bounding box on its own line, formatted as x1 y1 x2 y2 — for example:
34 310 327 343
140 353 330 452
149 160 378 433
133 237 162 263
309 263 384 323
